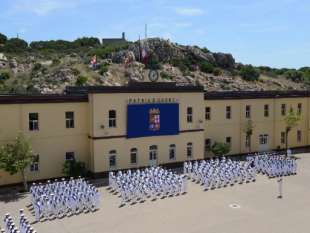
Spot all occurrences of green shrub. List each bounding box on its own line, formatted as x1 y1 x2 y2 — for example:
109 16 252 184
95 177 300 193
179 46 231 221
99 64 109 75
71 68 80 76
73 37 100 47
213 68 222 76
4 38 28 53
240 65 260 81
32 63 42 71
62 160 87 177
258 66 272 72
76 75 88 86
30 40 76 51
161 71 172 80
302 70 310 83
89 42 130 59
211 142 230 156
230 69 239 77
0 33 7 44
0 72 10 83
201 47 210 53
200 62 214 73
52 58 61 66
285 70 303 82
145 52 161 70
171 58 188 72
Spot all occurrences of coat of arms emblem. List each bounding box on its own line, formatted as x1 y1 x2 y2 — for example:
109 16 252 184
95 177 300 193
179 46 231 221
149 108 160 131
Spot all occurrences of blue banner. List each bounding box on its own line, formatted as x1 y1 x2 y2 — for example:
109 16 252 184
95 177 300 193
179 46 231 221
127 103 179 138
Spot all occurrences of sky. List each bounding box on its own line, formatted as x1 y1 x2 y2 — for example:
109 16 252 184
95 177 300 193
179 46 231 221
0 0 309 68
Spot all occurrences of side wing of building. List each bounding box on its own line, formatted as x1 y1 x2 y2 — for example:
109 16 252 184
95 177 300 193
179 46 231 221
0 96 90 186
204 91 310 156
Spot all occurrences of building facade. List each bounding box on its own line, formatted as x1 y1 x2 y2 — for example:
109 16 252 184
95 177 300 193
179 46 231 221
0 83 309 186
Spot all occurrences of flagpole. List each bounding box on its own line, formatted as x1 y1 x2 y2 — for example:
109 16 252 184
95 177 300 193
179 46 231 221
138 35 141 63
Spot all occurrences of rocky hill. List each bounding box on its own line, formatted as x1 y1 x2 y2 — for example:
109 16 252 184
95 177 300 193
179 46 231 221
0 33 309 94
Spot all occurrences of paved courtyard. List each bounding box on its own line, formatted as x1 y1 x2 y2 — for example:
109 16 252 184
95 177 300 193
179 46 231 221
1 153 310 233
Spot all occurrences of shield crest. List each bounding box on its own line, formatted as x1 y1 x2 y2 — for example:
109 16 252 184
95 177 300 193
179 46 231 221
149 108 160 131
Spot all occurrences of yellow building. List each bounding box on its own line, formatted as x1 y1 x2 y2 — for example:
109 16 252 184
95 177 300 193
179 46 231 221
0 83 309 186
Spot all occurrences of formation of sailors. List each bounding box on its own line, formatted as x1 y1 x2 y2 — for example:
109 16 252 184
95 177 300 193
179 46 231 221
109 167 187 205
184 157 256 190
1 210 37 233
29 177 100 221
247 152 297 178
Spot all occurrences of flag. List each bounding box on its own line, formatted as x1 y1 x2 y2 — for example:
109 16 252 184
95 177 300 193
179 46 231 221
141 48 148 63
90 55 97 67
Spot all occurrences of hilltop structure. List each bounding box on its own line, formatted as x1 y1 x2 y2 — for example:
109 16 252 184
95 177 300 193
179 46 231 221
102 32 126 46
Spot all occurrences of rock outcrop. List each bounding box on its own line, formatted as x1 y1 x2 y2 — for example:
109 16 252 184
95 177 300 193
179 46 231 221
213 53 235 68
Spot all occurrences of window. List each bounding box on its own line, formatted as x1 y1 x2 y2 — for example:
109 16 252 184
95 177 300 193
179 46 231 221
187 142 193 159
29 113 39 131
187 107 193 123
281 132 285 144
205 139 211 151
65 111 74 128
298 103 302 115
109 150 117 168
130 148 137 164
226 106 231 119
109 110 117 128
65 152 75 161
259 134 269 145
245 105 251 118
30 155 39 172
297 130 302 143
281 104 286 116
264 104 269 117
226 137 231 145
169 144 176 160
245 135 250 147
205 107 211 120
149 145 158 161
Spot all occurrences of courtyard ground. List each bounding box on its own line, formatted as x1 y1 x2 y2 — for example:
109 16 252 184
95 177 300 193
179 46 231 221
1 153 310 233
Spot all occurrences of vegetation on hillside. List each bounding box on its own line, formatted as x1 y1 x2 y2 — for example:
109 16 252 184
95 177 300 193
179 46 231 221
0 32 309 94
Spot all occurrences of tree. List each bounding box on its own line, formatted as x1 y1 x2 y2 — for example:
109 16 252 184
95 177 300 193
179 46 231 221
4 38 28 53
30 40 75 51
284 108 301 157
240 65 260 81
0 133 34 190
285 70 303 82
63 160 87 177
211 142 230 156
243 120 255 153
74 37 100 47
145 52 161 70
0 33 7 44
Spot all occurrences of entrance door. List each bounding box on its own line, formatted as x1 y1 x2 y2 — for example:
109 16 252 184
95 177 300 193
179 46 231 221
258 134 269 151
149 145 158 166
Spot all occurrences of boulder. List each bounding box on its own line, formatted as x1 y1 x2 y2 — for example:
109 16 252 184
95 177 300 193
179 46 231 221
128 38 185 63
0 53 7 61
213 53 235 68
186 46 216 64
111 50 135 63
